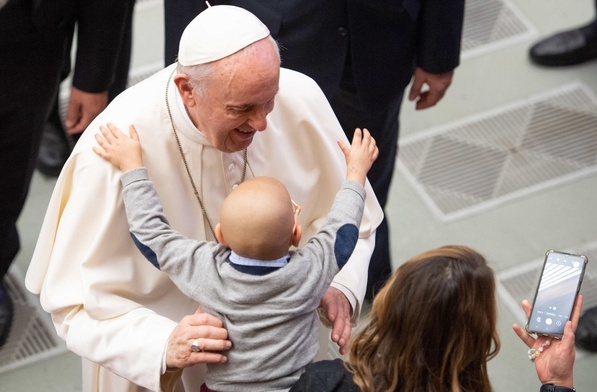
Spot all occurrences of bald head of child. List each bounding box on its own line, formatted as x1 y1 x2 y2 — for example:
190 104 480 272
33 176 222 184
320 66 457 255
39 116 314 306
215 177 302 261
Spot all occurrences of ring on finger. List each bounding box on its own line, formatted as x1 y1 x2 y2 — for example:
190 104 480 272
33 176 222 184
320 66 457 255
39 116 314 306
190 339 203 352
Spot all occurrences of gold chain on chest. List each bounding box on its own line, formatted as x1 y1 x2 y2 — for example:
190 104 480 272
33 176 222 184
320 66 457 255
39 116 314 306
165 70 247 239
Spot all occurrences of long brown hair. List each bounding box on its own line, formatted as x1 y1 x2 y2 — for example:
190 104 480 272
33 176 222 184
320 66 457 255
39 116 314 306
347 245 500 392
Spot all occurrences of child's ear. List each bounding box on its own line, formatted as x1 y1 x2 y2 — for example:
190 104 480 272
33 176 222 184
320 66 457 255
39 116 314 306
215 223 228 246
291 224 302 247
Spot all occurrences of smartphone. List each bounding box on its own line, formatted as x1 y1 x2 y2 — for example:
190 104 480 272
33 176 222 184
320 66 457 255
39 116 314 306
526 250 588 338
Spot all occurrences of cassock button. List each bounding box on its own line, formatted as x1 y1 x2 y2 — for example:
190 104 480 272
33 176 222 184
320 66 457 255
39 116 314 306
232 184 239 190
228 163 234 171
337 27 348 37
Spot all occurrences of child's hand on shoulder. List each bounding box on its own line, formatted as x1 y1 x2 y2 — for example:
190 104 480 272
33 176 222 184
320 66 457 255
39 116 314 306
93 123 143 172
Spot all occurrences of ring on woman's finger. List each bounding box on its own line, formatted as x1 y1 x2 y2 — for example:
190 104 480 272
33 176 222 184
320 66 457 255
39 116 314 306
190 339 203 352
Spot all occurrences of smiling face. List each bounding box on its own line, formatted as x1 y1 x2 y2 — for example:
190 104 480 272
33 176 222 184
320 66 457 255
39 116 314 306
175 38 280 153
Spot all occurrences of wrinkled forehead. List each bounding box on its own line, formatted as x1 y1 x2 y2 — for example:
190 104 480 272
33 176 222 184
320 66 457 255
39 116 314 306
207 49 280 105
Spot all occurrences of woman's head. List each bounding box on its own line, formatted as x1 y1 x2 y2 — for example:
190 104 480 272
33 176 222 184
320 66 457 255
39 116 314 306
348 245 500 392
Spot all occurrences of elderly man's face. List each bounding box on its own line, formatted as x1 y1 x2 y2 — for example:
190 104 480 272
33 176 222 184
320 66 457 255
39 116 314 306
188 39 280 153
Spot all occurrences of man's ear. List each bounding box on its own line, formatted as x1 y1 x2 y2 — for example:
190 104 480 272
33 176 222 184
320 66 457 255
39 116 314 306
215 223 228 246
291 224 302 247
173 73 196 107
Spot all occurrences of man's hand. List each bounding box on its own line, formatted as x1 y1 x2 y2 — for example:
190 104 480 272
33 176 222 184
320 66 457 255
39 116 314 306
408 68 454 110
65 87 109 135
319 287 352 355
166 307 232 370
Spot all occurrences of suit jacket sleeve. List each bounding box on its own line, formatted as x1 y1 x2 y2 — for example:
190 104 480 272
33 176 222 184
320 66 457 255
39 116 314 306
416 0 465 74
71 0 130 92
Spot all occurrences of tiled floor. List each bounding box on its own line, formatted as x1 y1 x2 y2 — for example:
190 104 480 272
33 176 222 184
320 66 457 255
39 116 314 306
2 0 597 390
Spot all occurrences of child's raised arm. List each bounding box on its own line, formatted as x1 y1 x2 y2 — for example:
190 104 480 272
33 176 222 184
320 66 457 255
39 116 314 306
93 123 143 172
337 128 379 185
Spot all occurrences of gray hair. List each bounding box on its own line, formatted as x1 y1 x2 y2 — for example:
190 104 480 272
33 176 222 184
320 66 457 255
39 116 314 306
177 36 280 97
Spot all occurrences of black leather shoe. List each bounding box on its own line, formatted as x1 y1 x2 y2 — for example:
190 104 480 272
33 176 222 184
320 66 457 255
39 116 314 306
529 21 597 66
0 280 14 348
37 121 71 178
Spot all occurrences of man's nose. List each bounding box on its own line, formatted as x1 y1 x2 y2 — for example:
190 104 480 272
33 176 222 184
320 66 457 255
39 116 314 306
247 109 268 131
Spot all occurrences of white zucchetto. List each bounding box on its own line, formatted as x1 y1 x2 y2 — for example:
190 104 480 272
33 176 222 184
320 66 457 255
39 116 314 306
178 5 270 66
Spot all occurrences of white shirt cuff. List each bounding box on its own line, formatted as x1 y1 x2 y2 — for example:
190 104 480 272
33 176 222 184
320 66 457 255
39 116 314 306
330 281 357 319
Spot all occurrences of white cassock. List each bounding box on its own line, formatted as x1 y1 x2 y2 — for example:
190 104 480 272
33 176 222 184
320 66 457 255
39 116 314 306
25 64 383 392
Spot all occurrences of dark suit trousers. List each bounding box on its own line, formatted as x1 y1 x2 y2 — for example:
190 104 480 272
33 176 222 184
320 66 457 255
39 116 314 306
50 0 135 145
328 62 401 299
0 6 65 279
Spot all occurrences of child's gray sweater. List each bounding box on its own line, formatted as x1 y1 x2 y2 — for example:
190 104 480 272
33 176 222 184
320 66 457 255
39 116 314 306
120 168 366 392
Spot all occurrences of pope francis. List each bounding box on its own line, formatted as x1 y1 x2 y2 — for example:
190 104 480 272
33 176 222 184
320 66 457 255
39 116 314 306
25 5 383 392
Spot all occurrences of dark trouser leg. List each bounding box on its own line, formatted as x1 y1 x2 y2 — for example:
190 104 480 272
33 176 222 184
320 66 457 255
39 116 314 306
37 93 72 177
328 68 402 300
108 0 134 101
0 34 63 274
71 0 133 147
0 29 64 345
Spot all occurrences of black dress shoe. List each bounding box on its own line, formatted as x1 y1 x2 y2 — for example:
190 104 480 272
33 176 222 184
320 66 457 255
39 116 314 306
529 21 597 66
37 121 71 178
0 280 14 348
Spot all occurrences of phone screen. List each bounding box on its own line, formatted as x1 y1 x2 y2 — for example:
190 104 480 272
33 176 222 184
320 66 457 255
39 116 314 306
527 250 587 337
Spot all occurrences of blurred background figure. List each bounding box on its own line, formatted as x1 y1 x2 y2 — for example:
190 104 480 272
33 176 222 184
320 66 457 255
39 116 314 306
0 0 131 348
36 0 135 178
